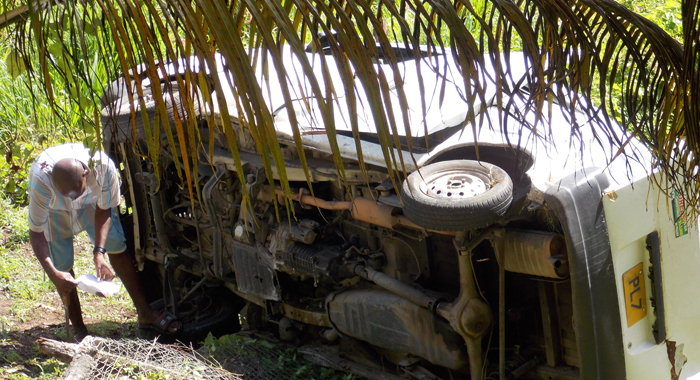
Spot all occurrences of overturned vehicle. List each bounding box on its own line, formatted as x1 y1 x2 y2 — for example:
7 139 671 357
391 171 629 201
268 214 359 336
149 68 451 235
101 45 700 380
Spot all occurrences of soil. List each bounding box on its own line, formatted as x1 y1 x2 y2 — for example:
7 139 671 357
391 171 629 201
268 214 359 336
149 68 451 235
0 235 138 378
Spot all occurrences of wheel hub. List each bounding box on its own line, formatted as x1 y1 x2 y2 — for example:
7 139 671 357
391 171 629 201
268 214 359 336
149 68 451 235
422 172 488 199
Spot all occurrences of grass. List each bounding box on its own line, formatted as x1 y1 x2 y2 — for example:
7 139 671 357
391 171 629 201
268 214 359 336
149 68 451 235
0 198 137 379
0 200 363 380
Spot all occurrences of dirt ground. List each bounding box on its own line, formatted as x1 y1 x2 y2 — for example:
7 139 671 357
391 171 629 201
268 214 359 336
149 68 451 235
0 234 139 378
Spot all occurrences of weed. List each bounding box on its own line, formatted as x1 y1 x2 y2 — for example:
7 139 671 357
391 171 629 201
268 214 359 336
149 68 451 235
0 196 29 246
202 333 361 380
113 361 170 380
5 349 22 363
30 357 66 378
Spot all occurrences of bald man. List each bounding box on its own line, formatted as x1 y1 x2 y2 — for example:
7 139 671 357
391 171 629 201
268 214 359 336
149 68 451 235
27 143 180 341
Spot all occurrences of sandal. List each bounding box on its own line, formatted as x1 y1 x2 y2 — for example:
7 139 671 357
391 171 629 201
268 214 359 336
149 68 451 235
137 311 181 339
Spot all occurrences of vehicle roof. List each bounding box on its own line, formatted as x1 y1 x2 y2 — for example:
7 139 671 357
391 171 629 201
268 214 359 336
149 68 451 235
145 46 655 192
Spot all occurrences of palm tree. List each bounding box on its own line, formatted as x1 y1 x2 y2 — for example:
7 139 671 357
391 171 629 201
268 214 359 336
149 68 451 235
0 0 695 212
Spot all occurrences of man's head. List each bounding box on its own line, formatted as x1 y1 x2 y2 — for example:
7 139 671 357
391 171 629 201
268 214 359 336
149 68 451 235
52 158 89 200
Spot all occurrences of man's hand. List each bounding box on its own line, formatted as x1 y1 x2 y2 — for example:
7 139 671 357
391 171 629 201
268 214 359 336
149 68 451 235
51 270 79 295
94 252 115 281
30 231 78 295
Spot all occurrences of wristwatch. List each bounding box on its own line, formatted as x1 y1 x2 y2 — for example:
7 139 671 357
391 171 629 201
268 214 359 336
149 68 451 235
93 246 107 255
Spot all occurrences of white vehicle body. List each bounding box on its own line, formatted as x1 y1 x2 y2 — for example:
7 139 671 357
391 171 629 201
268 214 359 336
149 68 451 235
103 43 700 380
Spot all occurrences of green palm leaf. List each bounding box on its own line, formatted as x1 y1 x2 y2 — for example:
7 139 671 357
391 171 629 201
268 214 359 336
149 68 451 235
0 0 697 212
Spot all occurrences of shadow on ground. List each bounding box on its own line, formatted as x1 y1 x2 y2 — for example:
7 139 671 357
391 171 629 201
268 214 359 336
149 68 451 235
0 321 138 378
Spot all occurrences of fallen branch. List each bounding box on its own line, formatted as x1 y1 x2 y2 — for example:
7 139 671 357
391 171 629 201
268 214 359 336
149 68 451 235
37 337 80 363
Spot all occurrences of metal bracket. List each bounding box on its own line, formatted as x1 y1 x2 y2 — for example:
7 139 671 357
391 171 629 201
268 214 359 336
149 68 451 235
646 231 666 344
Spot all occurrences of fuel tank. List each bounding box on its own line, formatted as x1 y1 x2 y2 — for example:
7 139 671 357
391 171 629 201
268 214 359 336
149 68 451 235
327 288 468 369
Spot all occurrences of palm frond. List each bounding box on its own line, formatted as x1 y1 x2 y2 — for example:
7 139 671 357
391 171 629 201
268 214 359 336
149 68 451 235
1 0 697 211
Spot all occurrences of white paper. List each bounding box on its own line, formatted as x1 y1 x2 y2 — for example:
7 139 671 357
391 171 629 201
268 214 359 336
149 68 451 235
75 274 121 297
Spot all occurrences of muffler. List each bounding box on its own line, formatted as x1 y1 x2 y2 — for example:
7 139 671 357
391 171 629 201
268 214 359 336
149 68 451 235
491 230 568 279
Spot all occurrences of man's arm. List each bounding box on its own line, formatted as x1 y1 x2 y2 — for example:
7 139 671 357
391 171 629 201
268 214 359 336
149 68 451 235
29 230 78 294
93 205 115 281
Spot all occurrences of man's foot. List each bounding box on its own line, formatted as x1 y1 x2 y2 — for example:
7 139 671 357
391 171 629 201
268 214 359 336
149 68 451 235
73 325 89 343
137 311 181 339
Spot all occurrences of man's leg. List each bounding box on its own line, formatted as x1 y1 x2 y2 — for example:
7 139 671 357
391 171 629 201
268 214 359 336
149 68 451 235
91 209 179 333
66 269 88 341
108 251 179 331
47 237 88 341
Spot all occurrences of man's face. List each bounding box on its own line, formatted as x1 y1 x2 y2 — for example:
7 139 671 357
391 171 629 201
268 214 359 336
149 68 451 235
60 177 87 200
55 162 89 200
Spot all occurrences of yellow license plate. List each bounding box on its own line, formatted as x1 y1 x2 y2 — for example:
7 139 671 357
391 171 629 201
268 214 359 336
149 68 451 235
622 262 648 327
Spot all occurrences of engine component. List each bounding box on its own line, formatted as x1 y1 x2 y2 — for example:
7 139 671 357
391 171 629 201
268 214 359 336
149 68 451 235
492 230 569 279
280 243 347 281
269 220 319 253
230 243 281 300
327 288 468 370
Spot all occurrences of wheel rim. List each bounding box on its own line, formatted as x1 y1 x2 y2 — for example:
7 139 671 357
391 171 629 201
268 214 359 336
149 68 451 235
178 293 216 323
420 170 489 199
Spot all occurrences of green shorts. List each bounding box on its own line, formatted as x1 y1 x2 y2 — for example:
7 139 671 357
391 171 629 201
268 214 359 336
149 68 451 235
47 208 127 272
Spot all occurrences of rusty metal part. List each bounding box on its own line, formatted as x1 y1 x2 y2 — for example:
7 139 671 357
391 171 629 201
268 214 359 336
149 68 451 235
276 188 351 211
435 229 498 380
353 265 441 311
667 340 686 380
327 288 468 370
492 230 568 279
273 188 453 235
351 229 496 379
281 304 330 327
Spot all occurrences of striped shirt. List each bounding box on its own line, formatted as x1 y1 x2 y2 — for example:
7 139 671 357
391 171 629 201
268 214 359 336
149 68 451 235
27 143 121 242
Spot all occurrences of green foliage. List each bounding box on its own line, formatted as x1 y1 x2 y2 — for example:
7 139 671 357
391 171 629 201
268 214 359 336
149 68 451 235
0 245 54 303
0 197 29 246
202 333 359 380
0 143 34 205
113 361 170 380
0 35 97 203
621 0 682 41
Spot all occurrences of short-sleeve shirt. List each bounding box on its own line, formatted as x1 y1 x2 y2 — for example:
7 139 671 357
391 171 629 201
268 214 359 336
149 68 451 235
27 143 121 242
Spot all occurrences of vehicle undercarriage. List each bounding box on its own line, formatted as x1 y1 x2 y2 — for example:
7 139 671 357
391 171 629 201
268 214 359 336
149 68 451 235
107 118 581 379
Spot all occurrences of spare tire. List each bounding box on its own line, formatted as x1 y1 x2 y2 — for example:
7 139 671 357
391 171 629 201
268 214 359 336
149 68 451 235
401 160 513 231
100 76 140 107
101 82 204 147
